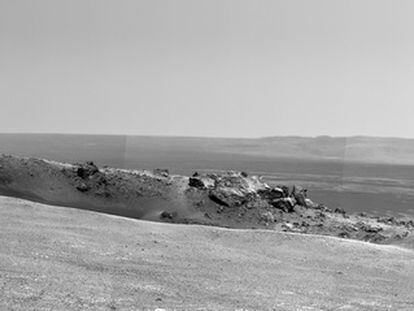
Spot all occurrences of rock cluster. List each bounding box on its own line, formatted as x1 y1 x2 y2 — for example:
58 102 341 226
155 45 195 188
76 161 99 179
188 171 308 212
187 171 413 244
71 162 111 197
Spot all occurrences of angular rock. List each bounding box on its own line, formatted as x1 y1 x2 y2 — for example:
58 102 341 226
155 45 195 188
188 174 216 189
209 187 252 207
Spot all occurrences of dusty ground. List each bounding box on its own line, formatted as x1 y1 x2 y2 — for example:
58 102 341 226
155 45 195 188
1 196 414 311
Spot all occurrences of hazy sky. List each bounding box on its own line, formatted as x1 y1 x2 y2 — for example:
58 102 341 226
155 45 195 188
1 0 414 138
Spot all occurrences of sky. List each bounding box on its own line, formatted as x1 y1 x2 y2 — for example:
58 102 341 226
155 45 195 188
1 0 414 138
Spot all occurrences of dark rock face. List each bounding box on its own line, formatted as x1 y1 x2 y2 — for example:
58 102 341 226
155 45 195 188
271 198 295 212
160 211 174 220
188 175 216 190
189 177 206 189
77 162 99 179
258 187 285 200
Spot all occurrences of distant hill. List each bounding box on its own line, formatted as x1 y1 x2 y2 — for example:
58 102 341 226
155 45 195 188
234 136 414 165
0 133 414 166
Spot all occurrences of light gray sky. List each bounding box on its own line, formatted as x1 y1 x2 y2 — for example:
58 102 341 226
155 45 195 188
1 0 413 138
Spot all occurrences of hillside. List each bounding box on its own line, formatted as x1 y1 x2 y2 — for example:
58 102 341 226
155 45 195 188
0 155 413 246
1 196 414 310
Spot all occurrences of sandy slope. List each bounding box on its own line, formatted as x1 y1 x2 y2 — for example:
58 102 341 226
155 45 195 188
1 196 414 311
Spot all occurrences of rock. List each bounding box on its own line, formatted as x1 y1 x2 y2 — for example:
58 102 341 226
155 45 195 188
395 231 409 240
258 187 285 200
95 174 108 186
153 168 169 177
245 198 271 210
279 185 290 198
282 223 294 231
364 233 387 243
360 223 383 233
76 183 90 192
388 217 397 225
271 198 295 212
188 175 215 189
338 231 350 239
160 211 174 220
405 220 414 228
206 172 268 207
260 211 275 224
189 177 206 189
292 185 308 207
77 161 99 179
209 187 251 207
304 198 317 208
334 207 346 215
95 190 111 197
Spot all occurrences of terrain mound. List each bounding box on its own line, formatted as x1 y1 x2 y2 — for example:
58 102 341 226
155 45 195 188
0 154 413 246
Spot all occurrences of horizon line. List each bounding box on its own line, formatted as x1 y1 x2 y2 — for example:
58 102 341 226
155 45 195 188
1 132 414 140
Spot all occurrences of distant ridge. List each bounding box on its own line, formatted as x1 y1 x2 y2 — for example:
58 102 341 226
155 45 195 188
1 133 414 165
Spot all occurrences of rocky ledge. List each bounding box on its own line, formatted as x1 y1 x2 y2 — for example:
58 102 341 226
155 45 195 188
0 155 412 245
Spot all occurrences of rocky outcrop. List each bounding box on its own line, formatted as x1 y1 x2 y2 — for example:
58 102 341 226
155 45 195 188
0 154 412 245
187 170 413 244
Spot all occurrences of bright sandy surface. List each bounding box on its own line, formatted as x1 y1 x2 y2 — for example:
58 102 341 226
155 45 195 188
1 196 414 310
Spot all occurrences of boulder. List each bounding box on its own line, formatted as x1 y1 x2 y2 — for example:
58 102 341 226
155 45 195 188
209 187 251 207
188 175 215 189
189 177 206 189
207 172 268 207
